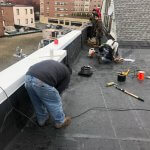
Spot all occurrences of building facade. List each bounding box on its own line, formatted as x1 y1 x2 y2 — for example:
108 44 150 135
0 7 4 36
74 0 90 13
1 4 14 26
101 0 116 39
89 0 102 11
40 0 102 27
13 5 35 27
41 0 74 18
2 0 40 20
2 0 39 6
40 0 102 17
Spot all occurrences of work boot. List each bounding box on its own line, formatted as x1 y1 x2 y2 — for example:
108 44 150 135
55 116 71 129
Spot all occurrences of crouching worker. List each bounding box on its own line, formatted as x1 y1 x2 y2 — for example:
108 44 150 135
25 60 72 128
97 39 123 63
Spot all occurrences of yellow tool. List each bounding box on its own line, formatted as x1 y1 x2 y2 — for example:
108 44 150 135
106 82 117 87
118 69 130 76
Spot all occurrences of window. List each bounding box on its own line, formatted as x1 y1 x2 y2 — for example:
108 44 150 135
56 14 60 17
16 9 19 15
71 21 82 27
60 20 64 24
17 19 20 25
2 21 5 26
65 21 69 25
60 14 64 17
31 18 33 23
25 19 28 24
1 9 4 15
30 9 33 14
25 9 27 14
52 31 58 38
48 19 58 23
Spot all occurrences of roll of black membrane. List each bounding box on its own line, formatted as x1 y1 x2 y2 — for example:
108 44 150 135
117 74 126 82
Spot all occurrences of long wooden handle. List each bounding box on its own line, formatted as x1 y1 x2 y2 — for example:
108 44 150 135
115 86 144 102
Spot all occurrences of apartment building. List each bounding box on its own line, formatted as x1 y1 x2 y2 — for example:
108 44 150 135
13 5 35 27
0 4 35 28
2 0 40 20
2 0 39 5
90 0 102 11
40 0 102 27
0 7 4 36
74 0 90 12
41 0 74 18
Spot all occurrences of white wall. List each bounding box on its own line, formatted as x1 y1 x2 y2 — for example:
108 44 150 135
109 0 117 40
13 6 35 27
0 30 81 104
101 0 117 40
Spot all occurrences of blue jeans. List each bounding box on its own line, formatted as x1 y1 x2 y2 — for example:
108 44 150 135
25 75 65 125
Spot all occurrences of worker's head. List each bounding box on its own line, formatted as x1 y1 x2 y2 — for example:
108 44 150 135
92 9 96 13
92 9 97 16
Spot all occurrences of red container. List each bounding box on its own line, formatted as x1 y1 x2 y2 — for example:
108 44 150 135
137 71 145 80
54 39 58 45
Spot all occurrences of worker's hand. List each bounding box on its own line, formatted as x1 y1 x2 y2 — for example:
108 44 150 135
114 57 124 63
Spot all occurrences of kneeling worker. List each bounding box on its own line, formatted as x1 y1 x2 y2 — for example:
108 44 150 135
25 60 72 128
98 39 123 63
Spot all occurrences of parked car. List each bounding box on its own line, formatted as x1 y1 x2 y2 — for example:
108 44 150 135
38 39 54 49
56 25 63 29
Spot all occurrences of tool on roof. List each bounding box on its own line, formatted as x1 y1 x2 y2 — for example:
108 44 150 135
146 76 150 79
117 69 130 76
106 82 144 102
137 71 145 80
117 69 130 82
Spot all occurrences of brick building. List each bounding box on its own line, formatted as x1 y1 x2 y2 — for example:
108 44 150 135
90 0 102 11
1 4 14 26
6 0 40 11
0 4 35 28
2 0 40 19
3 0 39 5
0 7 4 36
40 0 102 27
40 0 74 18
41 0 102 18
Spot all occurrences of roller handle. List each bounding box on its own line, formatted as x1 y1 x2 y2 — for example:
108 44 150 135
115 86 144 102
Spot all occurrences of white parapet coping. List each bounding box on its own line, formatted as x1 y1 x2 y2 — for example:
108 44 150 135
0 30 81 104
48 30 81 50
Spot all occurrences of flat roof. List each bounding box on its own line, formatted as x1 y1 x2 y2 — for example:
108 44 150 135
4 43 150 150
14 5 33 7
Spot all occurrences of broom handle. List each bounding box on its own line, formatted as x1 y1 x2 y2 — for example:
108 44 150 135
115 86 144 102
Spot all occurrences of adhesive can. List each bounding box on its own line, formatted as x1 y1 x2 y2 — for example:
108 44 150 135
54 39 58 45
117 74 126 82
137 71 145 80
